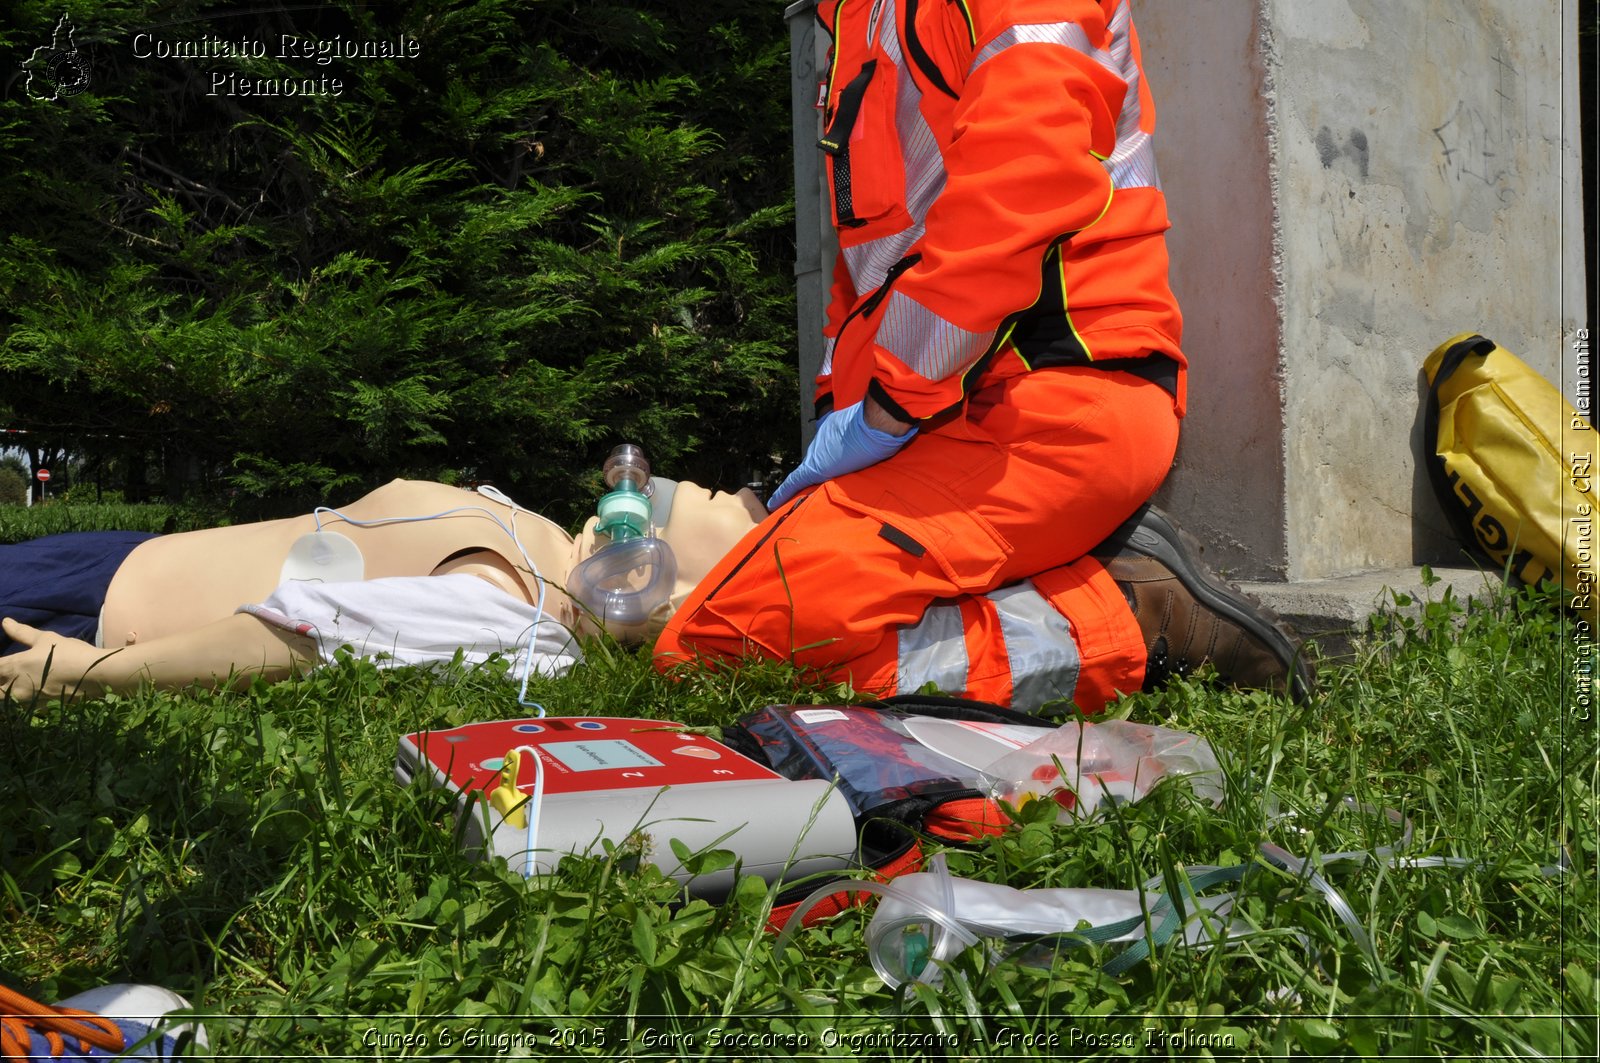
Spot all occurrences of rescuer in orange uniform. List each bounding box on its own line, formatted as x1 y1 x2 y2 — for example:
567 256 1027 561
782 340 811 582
657 0 1312 710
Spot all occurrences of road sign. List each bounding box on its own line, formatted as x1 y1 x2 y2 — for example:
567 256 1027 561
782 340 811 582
36 468 50 482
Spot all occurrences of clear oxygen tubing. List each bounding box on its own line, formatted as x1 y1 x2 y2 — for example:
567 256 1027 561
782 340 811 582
307 486 558 714
1254 797 1569 980
779 797 1572 992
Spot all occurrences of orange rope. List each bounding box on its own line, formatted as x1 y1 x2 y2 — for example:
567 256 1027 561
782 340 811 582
0 984 126 1060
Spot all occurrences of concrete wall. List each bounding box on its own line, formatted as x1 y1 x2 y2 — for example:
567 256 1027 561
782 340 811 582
1140 0 1587 580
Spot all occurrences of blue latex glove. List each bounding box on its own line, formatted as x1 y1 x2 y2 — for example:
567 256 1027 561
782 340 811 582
768 400 915 510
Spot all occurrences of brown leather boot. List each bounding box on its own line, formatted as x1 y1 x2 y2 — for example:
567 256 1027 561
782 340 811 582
1092 505 1315 702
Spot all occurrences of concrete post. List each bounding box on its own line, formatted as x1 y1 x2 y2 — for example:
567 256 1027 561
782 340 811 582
786 0 834 449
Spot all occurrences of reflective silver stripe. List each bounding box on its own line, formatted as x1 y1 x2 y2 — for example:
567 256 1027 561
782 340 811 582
883 2 945 226
989 582 1080 712
820 334 836 377
878 288 993 381
867 0 888 46
1106 129 1159 191
842 222 923 292
970 22 1101 78
897 601 969 695
840 0 939 293
1101 2 1160 191
968 8 1162 193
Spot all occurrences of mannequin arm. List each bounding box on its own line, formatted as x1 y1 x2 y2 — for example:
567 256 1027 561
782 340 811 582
0 614 316 702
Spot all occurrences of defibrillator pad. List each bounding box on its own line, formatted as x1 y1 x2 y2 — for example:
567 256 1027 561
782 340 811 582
738 704 1048 817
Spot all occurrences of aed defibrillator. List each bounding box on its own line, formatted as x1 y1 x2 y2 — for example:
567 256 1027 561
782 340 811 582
394 716 858 900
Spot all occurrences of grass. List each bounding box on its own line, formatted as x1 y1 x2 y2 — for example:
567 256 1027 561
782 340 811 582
0 577 1595 1060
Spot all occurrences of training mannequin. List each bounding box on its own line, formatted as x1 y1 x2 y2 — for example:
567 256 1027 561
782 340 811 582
0 478 765 700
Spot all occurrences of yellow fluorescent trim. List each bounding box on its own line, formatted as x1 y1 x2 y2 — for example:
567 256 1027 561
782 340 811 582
1067 311 1094 361
952 0 977 47
1001 322 1029 370
1087 178 1115 229
825 0 853 110
1055 245 1094 364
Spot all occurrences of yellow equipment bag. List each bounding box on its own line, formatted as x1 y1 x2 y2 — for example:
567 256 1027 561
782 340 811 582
1423 333 1598 621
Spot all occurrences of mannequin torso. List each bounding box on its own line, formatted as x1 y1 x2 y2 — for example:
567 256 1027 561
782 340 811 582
100 480 575 646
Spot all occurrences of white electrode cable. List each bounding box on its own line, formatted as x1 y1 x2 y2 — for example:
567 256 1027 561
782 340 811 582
509 744 547 878
475 486 564 714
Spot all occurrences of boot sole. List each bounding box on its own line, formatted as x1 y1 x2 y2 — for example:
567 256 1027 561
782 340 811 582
1100 505 1315 703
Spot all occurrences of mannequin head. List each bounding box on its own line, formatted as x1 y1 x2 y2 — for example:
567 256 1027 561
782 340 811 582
653 480 766 581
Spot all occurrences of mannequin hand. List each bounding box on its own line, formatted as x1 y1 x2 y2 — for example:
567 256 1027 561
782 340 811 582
768 399 915 510
0 618 115 702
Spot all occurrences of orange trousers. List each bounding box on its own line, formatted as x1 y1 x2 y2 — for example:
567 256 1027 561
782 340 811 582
655 368 1181 712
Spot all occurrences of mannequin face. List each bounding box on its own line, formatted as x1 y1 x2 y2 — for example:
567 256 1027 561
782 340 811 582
653 482 765 582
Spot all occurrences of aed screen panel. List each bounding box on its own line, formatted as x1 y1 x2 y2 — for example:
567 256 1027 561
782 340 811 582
541 740 662 772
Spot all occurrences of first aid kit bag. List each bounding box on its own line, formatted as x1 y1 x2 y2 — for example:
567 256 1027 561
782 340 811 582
1423 332 1598 620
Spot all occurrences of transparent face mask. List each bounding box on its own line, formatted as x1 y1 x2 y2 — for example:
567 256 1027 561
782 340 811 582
564 534 678 627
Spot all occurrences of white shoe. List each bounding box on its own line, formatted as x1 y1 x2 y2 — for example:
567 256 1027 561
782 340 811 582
1 982 207 1059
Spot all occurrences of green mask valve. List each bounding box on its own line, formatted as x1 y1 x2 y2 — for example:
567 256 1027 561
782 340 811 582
595 443 653 543
568 444 679 628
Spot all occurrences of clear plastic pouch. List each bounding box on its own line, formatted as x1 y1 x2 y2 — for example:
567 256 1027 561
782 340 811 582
976 719 1223 820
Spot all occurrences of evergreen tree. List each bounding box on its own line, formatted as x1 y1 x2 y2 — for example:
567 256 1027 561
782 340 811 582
0 458 27 505
1 0 798 523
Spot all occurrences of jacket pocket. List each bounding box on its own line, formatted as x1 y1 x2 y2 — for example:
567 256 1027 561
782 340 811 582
825 471 1012 593
819 59 910 234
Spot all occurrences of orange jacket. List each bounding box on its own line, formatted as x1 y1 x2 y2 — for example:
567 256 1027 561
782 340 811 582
814 0 1186 423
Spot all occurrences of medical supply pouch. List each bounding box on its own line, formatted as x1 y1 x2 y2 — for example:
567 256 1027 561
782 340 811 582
735 703 1037 818
724 698 1044 929
1423 333 1598 620
724 697 1223 929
